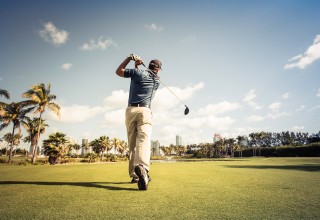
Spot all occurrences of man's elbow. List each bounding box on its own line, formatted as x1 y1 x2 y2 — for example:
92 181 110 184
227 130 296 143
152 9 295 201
116 69 124 77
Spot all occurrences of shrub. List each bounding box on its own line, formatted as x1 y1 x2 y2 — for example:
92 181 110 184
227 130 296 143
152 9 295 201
85 153 98 163
0 158 7 163
151 156 166 160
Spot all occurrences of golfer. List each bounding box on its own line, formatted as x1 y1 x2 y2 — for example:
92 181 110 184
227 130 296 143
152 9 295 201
116 54 162 190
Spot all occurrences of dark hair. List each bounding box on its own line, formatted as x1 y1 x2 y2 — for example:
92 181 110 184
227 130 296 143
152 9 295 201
148 59 162 70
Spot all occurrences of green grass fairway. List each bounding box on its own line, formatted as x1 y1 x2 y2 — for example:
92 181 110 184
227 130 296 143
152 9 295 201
0 158 319 219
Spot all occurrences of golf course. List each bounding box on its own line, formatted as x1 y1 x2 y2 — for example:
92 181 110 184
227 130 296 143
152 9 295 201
0 157 319 219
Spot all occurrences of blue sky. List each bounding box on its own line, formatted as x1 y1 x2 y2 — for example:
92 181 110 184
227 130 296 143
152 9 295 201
0 0 319 147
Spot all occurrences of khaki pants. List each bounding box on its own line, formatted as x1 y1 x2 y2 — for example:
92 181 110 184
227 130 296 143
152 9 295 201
125 106 152 177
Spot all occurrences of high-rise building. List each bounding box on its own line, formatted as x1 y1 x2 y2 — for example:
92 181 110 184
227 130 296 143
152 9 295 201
213 133 222 143
176 135 182 146
81 138 90 156
151 140 160 156
67 136 79 155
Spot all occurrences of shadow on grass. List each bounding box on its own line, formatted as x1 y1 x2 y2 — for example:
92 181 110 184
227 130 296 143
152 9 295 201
0 181 138 191
224 164 320 172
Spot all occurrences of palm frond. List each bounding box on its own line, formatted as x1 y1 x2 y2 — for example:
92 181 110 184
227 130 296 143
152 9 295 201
0 89 10 99
48 103 61 118
22 89 35 98
0 123 9 131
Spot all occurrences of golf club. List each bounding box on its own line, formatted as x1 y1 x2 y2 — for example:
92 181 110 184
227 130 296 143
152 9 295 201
141 63 190 115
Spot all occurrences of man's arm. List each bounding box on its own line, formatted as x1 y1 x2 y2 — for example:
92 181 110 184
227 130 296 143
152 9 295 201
116 57 131 77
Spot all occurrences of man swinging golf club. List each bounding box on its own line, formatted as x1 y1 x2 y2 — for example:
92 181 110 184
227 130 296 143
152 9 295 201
116 54 162 190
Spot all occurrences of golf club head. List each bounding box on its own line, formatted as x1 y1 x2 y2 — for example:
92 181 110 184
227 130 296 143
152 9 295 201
184 105 189 115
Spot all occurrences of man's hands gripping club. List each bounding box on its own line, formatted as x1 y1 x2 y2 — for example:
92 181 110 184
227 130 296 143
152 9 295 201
116 53 143 77
128 54 144 68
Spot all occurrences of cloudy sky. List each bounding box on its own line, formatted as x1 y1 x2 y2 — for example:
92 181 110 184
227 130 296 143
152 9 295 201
0 0 319 147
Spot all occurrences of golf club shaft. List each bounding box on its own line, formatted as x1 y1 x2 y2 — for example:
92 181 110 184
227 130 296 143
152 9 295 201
141 63 186 106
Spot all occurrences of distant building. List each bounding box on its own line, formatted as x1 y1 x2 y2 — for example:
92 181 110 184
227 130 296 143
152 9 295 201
213 133 222 143
176 135 182 146
151 140 160 156
81 138 90 156
67 136 80 155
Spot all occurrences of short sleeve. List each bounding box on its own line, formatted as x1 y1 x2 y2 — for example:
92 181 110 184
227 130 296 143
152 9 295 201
124 69 135 78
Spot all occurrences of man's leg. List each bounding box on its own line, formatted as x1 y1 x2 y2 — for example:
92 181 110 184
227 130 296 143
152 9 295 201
126 107 138 178
134 107 152 172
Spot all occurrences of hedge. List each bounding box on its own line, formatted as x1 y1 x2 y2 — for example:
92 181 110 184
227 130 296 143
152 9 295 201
240 142 320 157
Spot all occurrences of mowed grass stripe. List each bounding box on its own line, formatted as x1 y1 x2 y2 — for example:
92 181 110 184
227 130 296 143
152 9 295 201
0 158 319 219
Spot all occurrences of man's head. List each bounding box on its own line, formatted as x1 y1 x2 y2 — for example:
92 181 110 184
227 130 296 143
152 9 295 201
148 59 162 72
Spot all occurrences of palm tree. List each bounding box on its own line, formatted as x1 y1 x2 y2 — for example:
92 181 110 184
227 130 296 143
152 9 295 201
42 132 69 164
225 138 236 157
90 136 112 161
89 139 101 158
118 140 128 156
249 133 257 156
0 101 34 163
22 83 60 164
2 133 22 156
0 89 10 116
99 136 111 159
23 117 48 159
81 140 90 156
236 135 247 158
69 143 81 156
112 138 121 155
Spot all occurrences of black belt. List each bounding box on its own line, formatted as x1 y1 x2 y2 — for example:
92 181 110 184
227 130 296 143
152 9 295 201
129 103 150 108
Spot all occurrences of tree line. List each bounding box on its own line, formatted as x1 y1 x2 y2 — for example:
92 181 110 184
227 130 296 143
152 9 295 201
159 131 320 158
43 132 128 164
0 85 128 164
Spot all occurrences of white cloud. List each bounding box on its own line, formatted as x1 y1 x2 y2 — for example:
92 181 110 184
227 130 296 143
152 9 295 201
243 89 256 102
269 102 281 112
39 22 68 46
295 105 305 112
317 89 320 97
104 90 128 109
291 125 305 131
104 109 125 127
282 92 289 99
309 105 320 111
145 23 164 32
284 34 320 69
267 111 291 119
243 89 262 110
246 115 265 122
61 63 72 71
80 36 118 51
49 104 104 123
181 35 197 43
197 101 241 116
152 82 204 112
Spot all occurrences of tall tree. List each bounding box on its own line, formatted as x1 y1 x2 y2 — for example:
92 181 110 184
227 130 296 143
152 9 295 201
23 117 48 159
90 136 112 160
118 140 128 156
69 143 81 156
236 135 247 158
112 137 121 154
22 83 60 164
2 133 22 156
0 101 34 163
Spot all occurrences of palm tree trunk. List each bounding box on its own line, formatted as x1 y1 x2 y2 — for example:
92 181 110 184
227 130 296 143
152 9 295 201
32 113 42 164
8 125 15 163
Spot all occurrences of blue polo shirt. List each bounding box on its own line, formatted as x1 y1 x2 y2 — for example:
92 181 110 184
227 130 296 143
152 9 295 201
124 68 160 106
